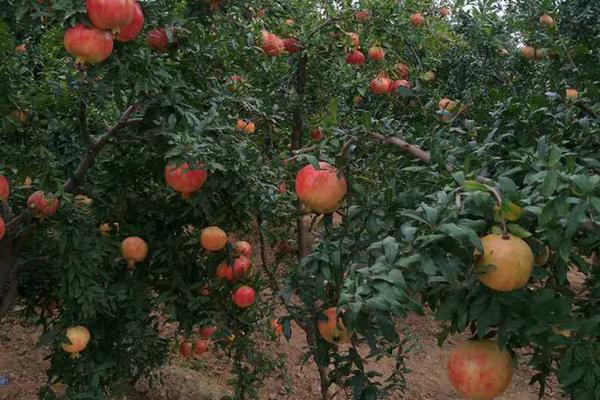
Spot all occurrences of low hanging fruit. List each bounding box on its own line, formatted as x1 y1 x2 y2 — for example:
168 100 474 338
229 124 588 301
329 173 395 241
0 176 9 201
423 70 436 82
369 74 392 95
121 236 148 268
271 319 283 335
395 62 409 78
520 46 535 60
232 285 256 308
27 191 59 218
355 10 370 22
200 226 228 252
261 30 285 56
310 127 324 141
147 28 169 52
410 12 424 27
540 14 555 29
438 98 457 111
233 241 252 257
345 49 365 65
295 162 347 214
391 79 412 92
198 326 216 338
236 119 256 134
0 217 5 241
346 32 360 48
447 340 513 400
367 46 385 61
317 307 350 344
179 341 193 358
566 88 579 100
474 233 534 292
165 162 208 199
62 326 91 359
193 339 209 356
283 37 301 53
86 0 134 32
439 7 450 17
64 24 114 66
216 261 234 282
233 255 251 279
11 110 28 125
114 1 144 42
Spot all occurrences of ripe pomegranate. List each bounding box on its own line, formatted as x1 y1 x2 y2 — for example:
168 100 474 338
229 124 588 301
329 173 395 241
62 325 91 359
193 339 209 356
147 28 169 52
86 0 134 32
317 307 349 344
236 119 256 134
216 261 234 282
540 14 555 29
439 7 450 17
27 191 59 218
233 241 252 257
410 13 424 27
0 176 9 201
447 340 513 400
64 24 113 65
233 255 251 279
345 49 365 65
566 88 579 100
261 30 285 56
232 285 256 308
0 217 5 241
438 97 457 111
295 162 347 214
367 46 385 61
283 37 301 53
520 46 535 60
395 63 409 78
11 110 28 125
271 319 283 335
475 234 533 292
198 326 216 338
179 341 193 358
200 226 228 252
355 10 370 22
423 70 436 82
370 74 392 95
310 127 324 141
346 32 360 48
277 182 287 194
15 44 27 53
114 1 144 42
391 79 412 93
165 162 208 199
353 95 363 107
121 236 148 268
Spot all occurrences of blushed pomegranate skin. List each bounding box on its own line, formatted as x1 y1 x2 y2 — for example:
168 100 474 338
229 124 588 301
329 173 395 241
62 325 91 359
368 46 385 61
193 339 209 356
233 241 252 257
355 10 370 23
283 37 301 53
447 340 513 400
370 75 392 95
317 307 350 344
233 255 251 279
346 32 360 48
165 162 208 199
295 162 347 214
261 31 285 56
395 62 409 78
115 1 144 42
200 226 228 251
216 261 234 282
121 236 148 267
410 12 424 27
198 326 216 337
64 24 113 65
27 191 59 218
345 50 365 65
0 217 5 241
86 0 134 32
0 176 9 201
391 79 412 93
179 341 193 358
147 28 169 52
232 285 256 308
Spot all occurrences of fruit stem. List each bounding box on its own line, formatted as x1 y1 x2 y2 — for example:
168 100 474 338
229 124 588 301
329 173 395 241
487 187 510 239
127 260 136 269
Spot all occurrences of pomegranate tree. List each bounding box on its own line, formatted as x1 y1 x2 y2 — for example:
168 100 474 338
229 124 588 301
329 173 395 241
295 162 347 214
86 0 134 32
63 24 114 65
164 162 208 199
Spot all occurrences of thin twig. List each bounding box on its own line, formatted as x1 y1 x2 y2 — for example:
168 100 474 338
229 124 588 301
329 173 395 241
369 132 431 163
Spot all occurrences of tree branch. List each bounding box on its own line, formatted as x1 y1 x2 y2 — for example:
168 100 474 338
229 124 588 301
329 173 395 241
369 132 431 163
79 100 92 147
575 101 599 120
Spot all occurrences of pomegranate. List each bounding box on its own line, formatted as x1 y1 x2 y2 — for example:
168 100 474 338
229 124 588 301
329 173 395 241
475 234 533 292
147 28 169 52
271 319 283 335
353 95 363 107
438 97 457 111
447 340 513 400
236 119 256 134
216 261 234 282
520 46 535 60
165 162 208 199
114 1 144 42
233 241 252 257
423 70 436 82
566 88 579 100
199 285 210 296
261 30 285 56
317 307 349 344
198 326 216 338
310 127 324 141
233 255 251 279
179 341 193 358
0 217 5 241
64 24 113 65
367 46 385 61
227 75 244 92
121 236 148 268
295 162 347 214
395 62 409 78
285 19 294 26
345 49 365 65
277 182 287 194
346 32 360 48
283 37 301 53
391 79 412 93
203 0 220 10
540 14 555 29
193 339 209 356
355 10 370 23
370 74 392 95
11 110 28 125
232 285 256 308
200 226 228 252
0 176 9 201
15 44 27 53
410 13 424 27
86 0 134 32
27 191 59 218
439 7 450 17
62 325 91 359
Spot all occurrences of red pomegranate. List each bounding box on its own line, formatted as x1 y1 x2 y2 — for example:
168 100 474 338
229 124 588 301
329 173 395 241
232 285 256 308
64 24 113 65
27 191 59 218
395 62 409 78
147 28 169 52
346 32 360 48
0 176 9 201
233 241 252 257
391 79 412 93
355 10 370 23
198 326 216 337
233 255 251 279
0 217 5 241
277 182 287 194
295 162 347 214
114 1 144 42
439 7 450 17
216 261 234 282
86 0 134 32
283 38 301 53
165 162 208 199
410 12 424 27
345 50 365 65
369 74 392 95
310 127 324 141
368 46 385 61
193 339 209 356
261 30 285 56
179 341 193 358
